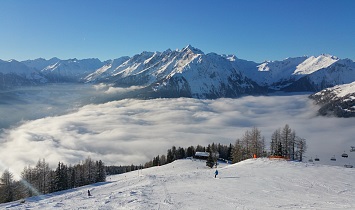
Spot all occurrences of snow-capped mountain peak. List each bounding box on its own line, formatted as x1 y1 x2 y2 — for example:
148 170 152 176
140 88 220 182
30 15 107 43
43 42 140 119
293 54 339 75
181 44 204 55
1 46 355 103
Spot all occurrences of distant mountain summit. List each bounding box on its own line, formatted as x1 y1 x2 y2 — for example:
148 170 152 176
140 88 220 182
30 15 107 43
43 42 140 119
85 45 262 98
0 59 47 88
1 45 355 115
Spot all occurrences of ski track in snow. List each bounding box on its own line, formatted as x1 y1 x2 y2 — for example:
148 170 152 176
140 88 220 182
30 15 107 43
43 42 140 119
1 158 355 210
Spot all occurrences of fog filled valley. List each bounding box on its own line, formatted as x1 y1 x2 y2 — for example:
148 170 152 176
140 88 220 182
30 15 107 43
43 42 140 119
1 84 355 178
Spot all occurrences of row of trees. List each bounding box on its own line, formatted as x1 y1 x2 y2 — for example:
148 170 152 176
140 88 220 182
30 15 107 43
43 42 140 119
105 164 143 175
144 124 307 169
269 124 307 161
231 124 306 163
231 127 266 163
145 143 233 168
0 158 106 204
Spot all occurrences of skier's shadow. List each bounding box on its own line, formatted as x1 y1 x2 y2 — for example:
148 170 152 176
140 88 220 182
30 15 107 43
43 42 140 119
221 176 239 179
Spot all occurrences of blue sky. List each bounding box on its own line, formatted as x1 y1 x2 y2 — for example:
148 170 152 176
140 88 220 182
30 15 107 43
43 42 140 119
0 0 354 62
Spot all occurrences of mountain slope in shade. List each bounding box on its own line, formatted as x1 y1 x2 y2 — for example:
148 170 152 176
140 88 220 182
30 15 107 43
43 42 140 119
1 159 354 209
310 81 355 117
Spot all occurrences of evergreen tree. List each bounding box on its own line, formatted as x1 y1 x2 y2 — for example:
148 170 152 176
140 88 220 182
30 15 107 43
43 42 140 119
95 160 106 182
186 146 195 157
67 165 76 189
227 143 233 161
83 157 96 185
55 162 68 191
195 145 205 152
166 149 173 163
176 147 186 159
231 139 243 163
171 146 177 161
206 151 214 168
0 169 14 203
270 129 281 155
47 170 57 193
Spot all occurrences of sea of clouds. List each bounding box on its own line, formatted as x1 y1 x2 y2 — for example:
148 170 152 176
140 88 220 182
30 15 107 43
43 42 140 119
1 84 355 177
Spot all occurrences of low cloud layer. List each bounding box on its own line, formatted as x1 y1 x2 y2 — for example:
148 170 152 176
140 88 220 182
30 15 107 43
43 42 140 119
1 89 355 177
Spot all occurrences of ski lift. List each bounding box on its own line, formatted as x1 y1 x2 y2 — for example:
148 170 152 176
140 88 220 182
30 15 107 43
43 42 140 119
314 156 320 161
308 158 313 162
350 146 355 152
330 156 336 161
344 164 353 168
341 151 348 158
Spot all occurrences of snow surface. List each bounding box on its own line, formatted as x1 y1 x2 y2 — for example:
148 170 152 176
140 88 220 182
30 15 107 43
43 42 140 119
1 158 354 209
313 81 355 100
293 54 338 75
0 59 46 81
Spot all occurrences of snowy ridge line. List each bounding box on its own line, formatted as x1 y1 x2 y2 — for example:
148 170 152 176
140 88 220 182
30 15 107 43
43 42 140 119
1 45 355 99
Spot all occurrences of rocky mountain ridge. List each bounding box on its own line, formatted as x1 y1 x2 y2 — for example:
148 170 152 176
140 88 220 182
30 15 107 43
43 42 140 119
1 45 355 115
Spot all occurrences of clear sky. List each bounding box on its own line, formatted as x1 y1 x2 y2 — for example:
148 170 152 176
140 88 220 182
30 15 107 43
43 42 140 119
0 0 354 62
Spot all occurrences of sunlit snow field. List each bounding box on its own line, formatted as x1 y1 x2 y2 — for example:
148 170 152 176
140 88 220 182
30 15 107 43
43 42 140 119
1 84 355 177
1 158 354 209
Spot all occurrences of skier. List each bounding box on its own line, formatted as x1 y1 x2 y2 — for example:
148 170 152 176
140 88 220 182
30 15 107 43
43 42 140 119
214 169 218 178
88 190 91 196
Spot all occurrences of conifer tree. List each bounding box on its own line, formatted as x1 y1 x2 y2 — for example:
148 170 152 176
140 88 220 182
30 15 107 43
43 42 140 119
231 139 243 163
206 151 215 168
95 160 106 182
0 169 15 203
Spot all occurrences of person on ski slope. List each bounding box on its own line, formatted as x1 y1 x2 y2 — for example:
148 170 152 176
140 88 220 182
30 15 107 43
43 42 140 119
214 169 218 178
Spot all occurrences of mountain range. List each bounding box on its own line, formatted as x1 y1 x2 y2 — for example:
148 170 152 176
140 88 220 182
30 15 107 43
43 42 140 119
1 45 354 116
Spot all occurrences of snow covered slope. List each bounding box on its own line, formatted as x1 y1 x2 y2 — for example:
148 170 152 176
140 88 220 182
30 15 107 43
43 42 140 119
22 57 60 71
85 48 354 96
310 81 355 117
86 45 262 98
285 58 355 92
84 57 130 82
236 54 342 90
0 59 47 89
40 58 103 82
2 158 354 209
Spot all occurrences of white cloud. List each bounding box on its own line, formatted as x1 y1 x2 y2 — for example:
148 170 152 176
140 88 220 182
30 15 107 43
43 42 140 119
93 83 144 94
1 93 355 177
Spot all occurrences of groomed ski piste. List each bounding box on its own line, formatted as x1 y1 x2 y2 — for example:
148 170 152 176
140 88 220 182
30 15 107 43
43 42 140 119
1 158 355 209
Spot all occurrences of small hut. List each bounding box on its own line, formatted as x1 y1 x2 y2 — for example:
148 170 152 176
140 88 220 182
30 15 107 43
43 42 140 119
194 152 210 160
